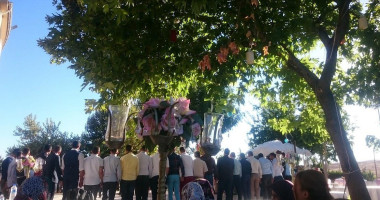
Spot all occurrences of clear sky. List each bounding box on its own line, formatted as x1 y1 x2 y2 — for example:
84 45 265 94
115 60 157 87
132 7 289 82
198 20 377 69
0 1 99 156
1 0 379 163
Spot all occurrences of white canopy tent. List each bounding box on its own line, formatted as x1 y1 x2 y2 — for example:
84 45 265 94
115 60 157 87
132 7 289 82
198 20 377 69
252 140 312 156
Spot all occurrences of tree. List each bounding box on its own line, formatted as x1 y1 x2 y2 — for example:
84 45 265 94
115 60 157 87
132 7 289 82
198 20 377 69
365 135 380 178
39 1 379 199
12 114 81 156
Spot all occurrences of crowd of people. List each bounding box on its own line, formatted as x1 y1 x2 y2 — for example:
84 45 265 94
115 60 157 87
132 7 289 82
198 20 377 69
0 141 335 200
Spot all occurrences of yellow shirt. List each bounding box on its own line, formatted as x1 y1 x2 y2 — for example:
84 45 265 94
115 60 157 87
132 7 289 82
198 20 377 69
120 152 139 181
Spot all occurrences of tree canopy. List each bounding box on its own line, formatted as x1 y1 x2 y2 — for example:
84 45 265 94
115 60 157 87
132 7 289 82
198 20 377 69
39 0 379 199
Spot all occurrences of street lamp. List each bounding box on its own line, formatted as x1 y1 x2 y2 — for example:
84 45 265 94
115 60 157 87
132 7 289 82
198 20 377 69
105 104 131 149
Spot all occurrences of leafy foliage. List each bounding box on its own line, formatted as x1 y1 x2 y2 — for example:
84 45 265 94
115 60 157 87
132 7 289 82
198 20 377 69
11 114 81 156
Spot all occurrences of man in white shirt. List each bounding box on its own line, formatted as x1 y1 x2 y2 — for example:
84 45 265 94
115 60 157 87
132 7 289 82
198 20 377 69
258 153 273 200
150 152 169 200
179 147 194 192
83 146 104 200
269 153 284 182
247 151 262 200
193 151 208 178
102 148 121 200
136 146 152 200
230 152 242 200
62 141 85 200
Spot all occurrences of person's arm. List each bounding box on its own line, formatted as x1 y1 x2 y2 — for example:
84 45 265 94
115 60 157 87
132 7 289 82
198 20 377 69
179 156 185 178
136 157 140 177
116 158 122 182
165 158 169 175
79 153 85 187
203 161 208 177
99 158 104 185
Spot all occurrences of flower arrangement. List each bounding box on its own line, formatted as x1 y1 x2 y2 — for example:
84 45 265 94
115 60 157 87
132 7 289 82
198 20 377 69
135 97 202 143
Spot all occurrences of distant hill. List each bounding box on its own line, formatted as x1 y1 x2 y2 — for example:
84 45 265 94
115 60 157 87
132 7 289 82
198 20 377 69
329 160 380 176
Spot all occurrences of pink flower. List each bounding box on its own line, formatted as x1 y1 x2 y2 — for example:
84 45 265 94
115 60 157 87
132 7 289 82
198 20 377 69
177 98 196 116
141 114 158 136
160 107 177 133
192 123 201 137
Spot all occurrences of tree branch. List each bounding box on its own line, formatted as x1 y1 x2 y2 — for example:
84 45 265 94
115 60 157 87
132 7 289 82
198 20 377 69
281 45 319 91
320 0 351 86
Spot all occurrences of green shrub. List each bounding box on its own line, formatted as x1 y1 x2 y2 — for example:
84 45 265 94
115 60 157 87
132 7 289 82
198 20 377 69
328 170 343 181
362 169 375 181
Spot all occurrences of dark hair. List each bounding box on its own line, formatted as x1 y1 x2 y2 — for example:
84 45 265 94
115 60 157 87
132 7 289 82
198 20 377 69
72 141 81 148
295 170 333 200
140 145 146 151
22 147 30 155
239 153 246 159
194 151 201 158
269 152 276 157
180 147 185 152
44 144 52 152
230 152 236 158
258 153 264 158
247 151 254 156
53 145 62 153
224 148 230 155
110 148 117 154
271 180 295 200
126 145 132 152
12 148 21 157
92 146 100 154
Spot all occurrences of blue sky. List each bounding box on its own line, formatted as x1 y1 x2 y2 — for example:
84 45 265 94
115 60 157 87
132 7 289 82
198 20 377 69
0 1 99 156
0 0 379 162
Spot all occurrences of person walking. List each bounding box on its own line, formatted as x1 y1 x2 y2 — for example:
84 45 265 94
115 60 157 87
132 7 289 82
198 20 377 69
215 148 234 200
201 153 216 186
83 146 104 200
120 145 139 200
135 146 152 200
246 151 262 200
43 145 63 200
62 141 85 200
1 149 17 199
229 152 242 200
102 149 121 200
150 152 169 200
193 151 208 178
258 153 272 200
239 153 251 200
179 147 194 192
167 147 185 200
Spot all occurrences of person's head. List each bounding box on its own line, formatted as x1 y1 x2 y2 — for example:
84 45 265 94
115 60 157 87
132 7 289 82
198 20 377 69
92 146 100 155
72 141 81 149
53 145 62 154
21 176 46 200
12 148 21 158
271 180 295 200
293 170 333 200
258 153 264 158
180 147 186 153
110 148 118 155
269 152 276 160
194 151 201 158
126 145 132 153
229 152 236 158
239 153 246 160
182 182 205 200
224 148 230 156
247 151 254 157
43 144 52 153
22 147 30 156
140 145 147 152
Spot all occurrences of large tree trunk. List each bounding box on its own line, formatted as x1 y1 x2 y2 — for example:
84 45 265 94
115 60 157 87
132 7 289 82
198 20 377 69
316 86 371 200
